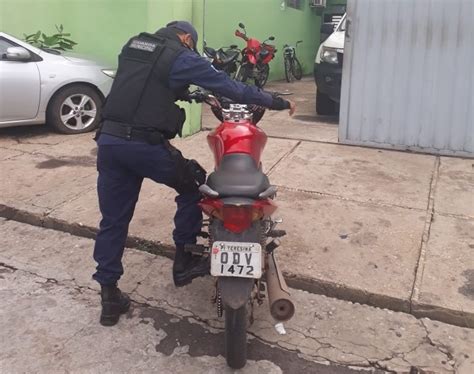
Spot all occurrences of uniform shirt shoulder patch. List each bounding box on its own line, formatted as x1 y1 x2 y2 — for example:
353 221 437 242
129 39 158 52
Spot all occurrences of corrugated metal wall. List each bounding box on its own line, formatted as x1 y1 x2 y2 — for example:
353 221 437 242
339 0 473 157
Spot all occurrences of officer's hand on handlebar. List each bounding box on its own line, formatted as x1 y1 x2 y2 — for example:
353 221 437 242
269 93 295 116
188 90 207 103
177 90 193 103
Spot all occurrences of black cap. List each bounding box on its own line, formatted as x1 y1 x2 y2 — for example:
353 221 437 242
166 20 198 52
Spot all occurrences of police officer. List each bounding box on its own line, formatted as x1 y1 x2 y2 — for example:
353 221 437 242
93 20 295 326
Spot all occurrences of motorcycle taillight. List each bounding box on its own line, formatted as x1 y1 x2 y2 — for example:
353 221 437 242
199 198 224 219
199 197 278 233
223 206 253 233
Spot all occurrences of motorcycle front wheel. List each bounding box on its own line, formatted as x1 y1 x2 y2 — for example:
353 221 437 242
255 64 269 88
235 63 250 83
225 304 247 369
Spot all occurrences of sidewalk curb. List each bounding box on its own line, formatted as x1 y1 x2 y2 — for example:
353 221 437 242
1 203 472 329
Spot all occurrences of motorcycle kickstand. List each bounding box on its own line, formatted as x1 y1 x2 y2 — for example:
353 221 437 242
211 280 223 318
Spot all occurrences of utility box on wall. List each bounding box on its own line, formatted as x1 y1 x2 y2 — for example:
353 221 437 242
339 0 473 157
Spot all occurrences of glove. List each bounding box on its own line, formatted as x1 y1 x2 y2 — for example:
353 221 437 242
269 96 291 110
176 90 192 103
186 159 207 186
186 91 207 103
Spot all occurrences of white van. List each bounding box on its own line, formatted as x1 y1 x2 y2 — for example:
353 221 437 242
314 14 346 115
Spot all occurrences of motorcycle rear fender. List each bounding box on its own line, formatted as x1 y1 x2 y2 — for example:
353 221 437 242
211 219 261 310
218 277 254 310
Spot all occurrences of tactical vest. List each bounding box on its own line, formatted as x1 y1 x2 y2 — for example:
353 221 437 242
102 28 190 139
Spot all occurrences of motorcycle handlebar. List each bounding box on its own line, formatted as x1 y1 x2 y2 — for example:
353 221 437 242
187 90 269 124
188 90 291 104
234 29 248 41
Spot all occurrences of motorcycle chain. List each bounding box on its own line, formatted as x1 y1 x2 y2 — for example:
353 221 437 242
216 289 223 318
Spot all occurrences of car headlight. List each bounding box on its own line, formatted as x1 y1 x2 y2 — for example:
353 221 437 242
102 69 116 78
320 47 338 64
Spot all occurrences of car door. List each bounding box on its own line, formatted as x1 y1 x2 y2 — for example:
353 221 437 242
0 37 41 122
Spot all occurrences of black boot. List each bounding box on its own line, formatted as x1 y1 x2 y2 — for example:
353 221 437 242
173 246 210 287
100 285 131 326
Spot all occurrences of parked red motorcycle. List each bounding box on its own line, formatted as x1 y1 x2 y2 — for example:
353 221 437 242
234 23 277 88
185 91 295 369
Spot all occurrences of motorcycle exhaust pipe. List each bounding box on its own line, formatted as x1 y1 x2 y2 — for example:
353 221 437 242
266 251 295 322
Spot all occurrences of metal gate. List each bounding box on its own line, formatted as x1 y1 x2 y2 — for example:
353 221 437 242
339 0 473 157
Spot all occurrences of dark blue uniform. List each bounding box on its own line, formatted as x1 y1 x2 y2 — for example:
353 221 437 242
93 49 274 286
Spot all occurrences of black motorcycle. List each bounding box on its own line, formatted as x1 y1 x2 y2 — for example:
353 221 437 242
203 41 241 78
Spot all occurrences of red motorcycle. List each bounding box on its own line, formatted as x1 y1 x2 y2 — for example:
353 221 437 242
186 91 295 369
234 23 277 88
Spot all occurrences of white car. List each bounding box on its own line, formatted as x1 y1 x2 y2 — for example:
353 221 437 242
314 14 346 115
0 32 114 134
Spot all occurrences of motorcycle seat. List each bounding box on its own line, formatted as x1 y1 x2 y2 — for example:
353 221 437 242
217 49 240 64
206 153 270 198
204 46 216 58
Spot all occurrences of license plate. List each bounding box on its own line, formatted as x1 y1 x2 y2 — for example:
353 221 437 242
210 241 262 279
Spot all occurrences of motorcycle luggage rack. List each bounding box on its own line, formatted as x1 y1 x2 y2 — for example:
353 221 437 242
258 185 277 199
199 184 219 197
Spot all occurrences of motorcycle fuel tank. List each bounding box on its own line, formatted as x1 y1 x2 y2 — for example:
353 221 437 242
207 121 267 167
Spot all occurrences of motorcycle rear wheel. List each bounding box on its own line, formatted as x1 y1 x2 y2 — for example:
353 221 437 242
292 57 303 80
225 305 247 369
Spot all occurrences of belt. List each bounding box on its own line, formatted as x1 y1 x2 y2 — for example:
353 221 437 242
99 121 165 145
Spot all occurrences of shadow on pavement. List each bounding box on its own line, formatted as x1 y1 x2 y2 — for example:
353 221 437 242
0 124 53 139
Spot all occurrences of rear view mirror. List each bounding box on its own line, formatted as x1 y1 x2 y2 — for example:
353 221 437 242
320 23 335 35
238 22 245 29
268 36 275 41
6 46 31 61
230 44 238 49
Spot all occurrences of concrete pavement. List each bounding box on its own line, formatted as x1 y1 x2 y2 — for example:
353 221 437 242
0 78 473 331
1 219 473 373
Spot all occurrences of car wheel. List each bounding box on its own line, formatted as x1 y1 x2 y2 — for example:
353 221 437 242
316 89 337 115
47 84 103 134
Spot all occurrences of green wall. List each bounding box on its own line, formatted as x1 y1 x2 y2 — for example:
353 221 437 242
0 0 327 134
203 0 321 80
0 0 203 136
327 0 347 5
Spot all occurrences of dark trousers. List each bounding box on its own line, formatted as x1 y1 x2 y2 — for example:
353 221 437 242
93 143 202 285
